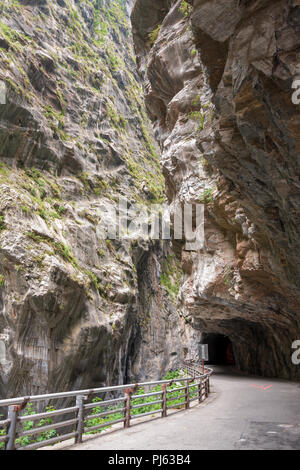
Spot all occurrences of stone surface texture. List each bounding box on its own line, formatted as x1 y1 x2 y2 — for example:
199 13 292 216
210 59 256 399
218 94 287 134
131 0 300 379
0 0 198 399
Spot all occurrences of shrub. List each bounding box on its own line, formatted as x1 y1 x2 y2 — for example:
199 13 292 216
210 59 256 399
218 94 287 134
179 1 191 17
15 403 57 448
84 369 194 436
149 24 161 45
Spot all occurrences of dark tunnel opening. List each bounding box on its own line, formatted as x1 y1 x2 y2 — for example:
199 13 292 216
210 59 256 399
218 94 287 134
201 333 235 365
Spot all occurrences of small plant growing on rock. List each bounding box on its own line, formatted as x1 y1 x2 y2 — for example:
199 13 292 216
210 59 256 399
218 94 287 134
0 214 5 231
160 254 182 300
199 188 214 204
224 267 234 287
149 24 161 45
97 249 105 257
188 110 201 120
191 93 202 108
179 1 191 17
198 112 206 131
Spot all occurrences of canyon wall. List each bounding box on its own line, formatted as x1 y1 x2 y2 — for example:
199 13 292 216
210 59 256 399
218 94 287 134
0 0 198 399
131 0 300 379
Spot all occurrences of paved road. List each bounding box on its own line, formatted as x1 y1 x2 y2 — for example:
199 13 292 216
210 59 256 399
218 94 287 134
66 367 300 450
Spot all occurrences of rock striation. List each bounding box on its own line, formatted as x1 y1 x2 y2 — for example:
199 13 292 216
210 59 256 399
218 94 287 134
131 0 300 379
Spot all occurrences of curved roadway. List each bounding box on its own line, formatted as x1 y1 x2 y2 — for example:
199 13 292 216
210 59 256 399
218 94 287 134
66 367 300 450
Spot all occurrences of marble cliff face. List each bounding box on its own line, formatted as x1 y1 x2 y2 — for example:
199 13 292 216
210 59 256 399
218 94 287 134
1 0 299 398
0 0 199 398
131 0 300 379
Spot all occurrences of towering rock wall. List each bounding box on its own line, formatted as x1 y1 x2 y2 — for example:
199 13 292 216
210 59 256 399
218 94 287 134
0 0 197 399
131 0 300 379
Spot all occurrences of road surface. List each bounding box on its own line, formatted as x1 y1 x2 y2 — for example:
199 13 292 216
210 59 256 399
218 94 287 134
64 367 300 450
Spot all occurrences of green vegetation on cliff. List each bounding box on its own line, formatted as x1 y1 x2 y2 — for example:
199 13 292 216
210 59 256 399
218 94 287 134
0 0 164 204
161 254 183 300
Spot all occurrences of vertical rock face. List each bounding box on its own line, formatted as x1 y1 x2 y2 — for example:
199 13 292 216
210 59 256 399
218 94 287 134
131 0 300 379
0 0 198 398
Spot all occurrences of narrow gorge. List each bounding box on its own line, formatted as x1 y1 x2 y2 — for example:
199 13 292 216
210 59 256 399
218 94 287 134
0 0 300 405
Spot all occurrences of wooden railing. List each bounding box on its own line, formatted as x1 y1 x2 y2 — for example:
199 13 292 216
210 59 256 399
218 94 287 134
182 360 209 378
0 363 213 450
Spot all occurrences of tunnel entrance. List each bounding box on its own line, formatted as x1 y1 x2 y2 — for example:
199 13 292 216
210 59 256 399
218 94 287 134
201 333 235 365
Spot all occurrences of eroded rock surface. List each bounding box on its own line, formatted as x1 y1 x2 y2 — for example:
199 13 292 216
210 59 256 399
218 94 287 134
132 0 300 379
0 0 198 399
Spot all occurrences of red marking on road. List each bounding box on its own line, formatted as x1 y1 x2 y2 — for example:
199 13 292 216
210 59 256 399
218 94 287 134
250 384 273 390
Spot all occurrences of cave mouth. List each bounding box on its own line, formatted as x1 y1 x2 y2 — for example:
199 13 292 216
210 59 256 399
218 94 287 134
201 333 235 365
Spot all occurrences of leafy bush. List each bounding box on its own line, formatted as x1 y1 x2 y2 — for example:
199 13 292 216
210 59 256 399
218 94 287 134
14 403 57 449
84 369 196 436
85 397 124 434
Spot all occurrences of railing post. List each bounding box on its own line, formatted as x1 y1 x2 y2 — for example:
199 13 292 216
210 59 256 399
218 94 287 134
207 377 210 394
75 395 84 444
6 406 18 450
123 384 138 429
205 378 209 398
161 384 167 418
198 380 202 403
124 390 131 428
185 380 190 409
